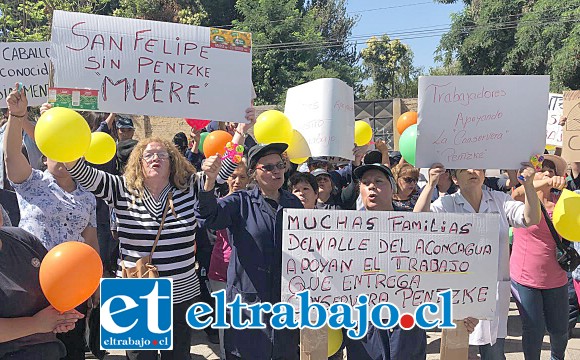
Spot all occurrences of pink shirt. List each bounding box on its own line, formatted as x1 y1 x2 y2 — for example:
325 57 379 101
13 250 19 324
209 229 231 282
511 208 567 289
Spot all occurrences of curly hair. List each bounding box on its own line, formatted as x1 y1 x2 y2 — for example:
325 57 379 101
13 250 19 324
124 137 197 199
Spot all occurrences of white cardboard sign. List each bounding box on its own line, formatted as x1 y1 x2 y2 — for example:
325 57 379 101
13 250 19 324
547 93 563 146
284 78 355 160
0 42 50 107
416 75 549 169
50 11 252 121
282 209 500 321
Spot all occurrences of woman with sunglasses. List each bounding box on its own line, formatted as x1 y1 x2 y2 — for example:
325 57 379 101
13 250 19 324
510 155 570 360
391 163 420 211
65 110 255 360
197 143 303 360
414 163 541 360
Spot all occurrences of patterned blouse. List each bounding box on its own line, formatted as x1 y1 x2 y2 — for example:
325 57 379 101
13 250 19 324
11 169 97 250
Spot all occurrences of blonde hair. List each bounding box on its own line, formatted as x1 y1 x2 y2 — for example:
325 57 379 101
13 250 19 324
391 163 420 191
124 137 197 199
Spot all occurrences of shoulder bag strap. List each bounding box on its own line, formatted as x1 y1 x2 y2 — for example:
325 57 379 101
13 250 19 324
540 202 568 253
149 191 173 259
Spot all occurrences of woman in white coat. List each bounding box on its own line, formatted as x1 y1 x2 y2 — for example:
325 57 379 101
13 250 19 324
414 164 540 360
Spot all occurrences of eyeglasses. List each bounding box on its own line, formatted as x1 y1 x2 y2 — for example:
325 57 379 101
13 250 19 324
118 128 134 133
256 162 286 172
142 152 169 161
402 177 418 184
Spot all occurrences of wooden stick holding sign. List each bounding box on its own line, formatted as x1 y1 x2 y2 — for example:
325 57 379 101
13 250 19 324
440 321 469 360
300 328 328 360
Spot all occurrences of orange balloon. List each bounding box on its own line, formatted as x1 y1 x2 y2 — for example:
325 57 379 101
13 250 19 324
397 111 418 135
203 130 233 158
40 241 102 312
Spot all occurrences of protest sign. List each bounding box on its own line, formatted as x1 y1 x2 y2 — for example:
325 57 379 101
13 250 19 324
546 93 563 146
562 90 580 162
50 11 252 121
416 75 549 169
0 42 50 107
284 78 355 160
282 209 500 321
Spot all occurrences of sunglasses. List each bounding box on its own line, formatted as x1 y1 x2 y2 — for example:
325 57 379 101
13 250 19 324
256 162 286 172
402 177 418 184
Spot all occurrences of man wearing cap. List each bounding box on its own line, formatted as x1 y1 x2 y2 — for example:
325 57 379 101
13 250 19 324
196 143 303 360
342 162 479 359
115 115 135 142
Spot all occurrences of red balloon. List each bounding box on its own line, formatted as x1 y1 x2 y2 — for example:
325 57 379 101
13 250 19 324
40 242 102 312
185 119 211 130
203 130 233 158
397 111 418 135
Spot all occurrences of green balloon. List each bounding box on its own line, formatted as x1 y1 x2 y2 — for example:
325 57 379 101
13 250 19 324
399 124 417 166
198 132 209 153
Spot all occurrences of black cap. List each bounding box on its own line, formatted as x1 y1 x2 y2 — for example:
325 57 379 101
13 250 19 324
116 115 134 129
307 157 329 165
353 163 397 193
363 150 382 165
248 143 288 169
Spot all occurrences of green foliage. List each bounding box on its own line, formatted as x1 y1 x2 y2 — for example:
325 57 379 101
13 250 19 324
0 0 112 41
436 0 580 91
234 0 361 105
360 35 420 99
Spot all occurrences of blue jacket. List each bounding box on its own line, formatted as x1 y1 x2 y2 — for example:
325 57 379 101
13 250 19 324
195 186 303 360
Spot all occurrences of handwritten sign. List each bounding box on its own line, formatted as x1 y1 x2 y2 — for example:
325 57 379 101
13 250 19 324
547 93 564 146
0 42 50 107
416 75 549 169
562 91 580 162
282 209 500 321
284 78 355 160
50 11 252 121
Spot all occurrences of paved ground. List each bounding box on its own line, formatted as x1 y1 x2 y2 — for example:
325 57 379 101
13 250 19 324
92 300 580 359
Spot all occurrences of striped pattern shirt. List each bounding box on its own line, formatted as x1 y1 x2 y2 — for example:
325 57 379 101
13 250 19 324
68 158 236 303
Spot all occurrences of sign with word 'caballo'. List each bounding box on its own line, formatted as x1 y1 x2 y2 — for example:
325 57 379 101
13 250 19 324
50 11 252 121
282 209 500 322
0 42 50 107
416 75 549 169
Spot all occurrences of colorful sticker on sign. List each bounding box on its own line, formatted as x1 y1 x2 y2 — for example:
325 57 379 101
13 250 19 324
210 28 251 53
48 87 99 110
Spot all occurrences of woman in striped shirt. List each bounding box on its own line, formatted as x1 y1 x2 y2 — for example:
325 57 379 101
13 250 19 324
66 110 255 360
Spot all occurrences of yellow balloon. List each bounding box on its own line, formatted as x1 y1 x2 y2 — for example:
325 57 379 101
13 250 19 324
328 327 343 357
553 189 580 242
35 107 91 162
287 130 311 164
354 121 372 146
290 157 308 165
254 110 293 144
85 132 117 165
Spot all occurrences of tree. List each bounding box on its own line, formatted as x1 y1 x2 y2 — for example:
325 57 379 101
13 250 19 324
435 0 580 91
0 0 113 41
233 0 362 105
360 35 420 99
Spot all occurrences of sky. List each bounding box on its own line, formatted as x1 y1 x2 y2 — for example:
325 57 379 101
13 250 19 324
345 0 466 70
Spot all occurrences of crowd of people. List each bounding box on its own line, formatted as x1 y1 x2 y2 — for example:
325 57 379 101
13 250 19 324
1 82 580 360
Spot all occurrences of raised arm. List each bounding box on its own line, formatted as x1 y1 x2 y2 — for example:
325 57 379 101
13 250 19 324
414 164 445 212
517 164 541 226
66 159 124 206
196 155 236 230
4 85 32 184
